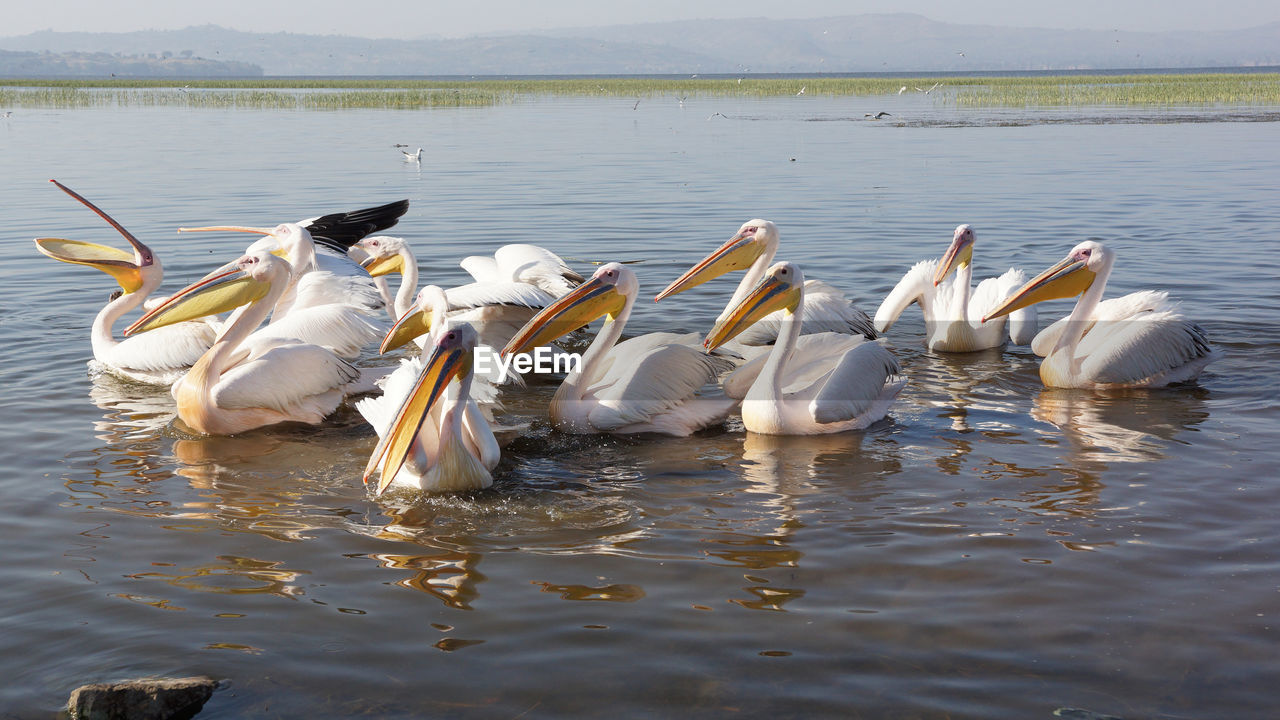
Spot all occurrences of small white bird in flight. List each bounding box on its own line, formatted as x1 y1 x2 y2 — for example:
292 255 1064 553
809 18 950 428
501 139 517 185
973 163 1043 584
401 148 423 163
796 86 806 96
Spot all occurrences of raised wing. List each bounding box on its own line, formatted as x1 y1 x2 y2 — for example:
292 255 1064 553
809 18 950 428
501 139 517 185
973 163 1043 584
302 199 410 254
873 259 936 334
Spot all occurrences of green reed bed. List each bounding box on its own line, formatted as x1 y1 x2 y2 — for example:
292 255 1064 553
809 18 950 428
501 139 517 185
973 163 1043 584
2 73 1277 108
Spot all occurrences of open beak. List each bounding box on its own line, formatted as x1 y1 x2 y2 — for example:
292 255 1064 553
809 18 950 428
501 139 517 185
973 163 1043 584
363 339 471 495
654 231 764 301
34 237 144 293
982 254 1096 323
35 179 155 293
503 276 627 356
704 274 801 350
125 265 269 335
380 307 433 354
933 231 974 286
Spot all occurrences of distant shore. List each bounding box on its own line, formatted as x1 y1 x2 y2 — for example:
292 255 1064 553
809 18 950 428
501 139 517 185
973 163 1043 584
3 72 1278 108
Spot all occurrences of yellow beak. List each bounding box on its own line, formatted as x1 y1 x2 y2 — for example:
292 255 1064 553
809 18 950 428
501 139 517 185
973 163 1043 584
34 237 145 293
982 254 1096 323
361 253 405 278
933 234 974 286
654 231 765 301
502 276 626 356
380 307 433 354
363 341 471 496
125 266 269 335
704 274 801 350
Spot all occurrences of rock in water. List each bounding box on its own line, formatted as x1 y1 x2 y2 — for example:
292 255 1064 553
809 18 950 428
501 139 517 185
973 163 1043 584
68 676 218 720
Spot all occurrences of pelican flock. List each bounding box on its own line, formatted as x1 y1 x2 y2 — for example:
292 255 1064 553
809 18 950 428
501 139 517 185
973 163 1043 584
35 183 1220 491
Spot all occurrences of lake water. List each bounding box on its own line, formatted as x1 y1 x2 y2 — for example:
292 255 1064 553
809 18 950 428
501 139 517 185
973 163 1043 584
2 91 1279 718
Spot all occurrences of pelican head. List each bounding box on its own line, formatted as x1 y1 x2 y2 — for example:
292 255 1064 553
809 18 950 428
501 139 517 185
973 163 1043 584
983 240 1109 323
503 262 632 356
34 179 158 294
179 222 308 277
356 236 408 277
933 224 975 286
704 261 804 351
380 285 448 354
654 219 778 301
364 322 478 495
125 252 289 335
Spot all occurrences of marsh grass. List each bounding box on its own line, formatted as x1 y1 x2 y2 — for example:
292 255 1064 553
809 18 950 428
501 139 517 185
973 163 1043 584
2 73 1277 109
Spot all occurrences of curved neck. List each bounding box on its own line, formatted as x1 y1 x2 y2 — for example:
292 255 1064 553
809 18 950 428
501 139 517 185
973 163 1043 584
953 262 973 321
563 289 633 399
210 269 289 376
720 241 777 322
758 285 804 401
394 248 419 317
91 289 147 359
1054 261 1112 356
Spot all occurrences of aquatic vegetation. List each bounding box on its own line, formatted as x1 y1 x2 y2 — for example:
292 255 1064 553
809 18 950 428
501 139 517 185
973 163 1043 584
1 73 1277 108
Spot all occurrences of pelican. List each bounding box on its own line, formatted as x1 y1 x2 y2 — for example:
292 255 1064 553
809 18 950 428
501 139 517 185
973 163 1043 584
126 252 370 435
179 201 409 358
34 179 217 385
654 219 876 347
362 322 499 495
982 240 1218 388
705 262 906 435
874 224 1037 352
503 263 736 436
459 243 583 298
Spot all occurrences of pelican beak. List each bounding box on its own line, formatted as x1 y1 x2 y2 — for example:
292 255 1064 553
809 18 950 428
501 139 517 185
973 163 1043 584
654 230 765 301
704 273 801 350
933 230 974 286
503 276 627 356
363 338 472 496
361 252 404 277
125 264 269 335
181 226 287 281
34 237 145 293
37 179 157 292
982 254 1096 323
380 307 432 354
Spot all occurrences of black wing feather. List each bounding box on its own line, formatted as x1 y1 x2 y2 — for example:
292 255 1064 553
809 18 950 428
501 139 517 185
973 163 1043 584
305 199 410 253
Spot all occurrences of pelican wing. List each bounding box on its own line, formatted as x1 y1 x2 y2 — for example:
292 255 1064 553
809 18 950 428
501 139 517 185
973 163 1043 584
584 334 733 431
971 268 1037 344
279 255 386 317
873 259 936 333
494 244 583 297
444 281 553 311
255 303 383 360
302 199 410 254
1075 301 1215 385
212 341 359 414
1031 290 1166 358
807 340 903 424
103 321 216 373
722 333 862 400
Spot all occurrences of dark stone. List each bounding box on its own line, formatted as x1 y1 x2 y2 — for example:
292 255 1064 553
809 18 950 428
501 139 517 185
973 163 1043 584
67 676 218 720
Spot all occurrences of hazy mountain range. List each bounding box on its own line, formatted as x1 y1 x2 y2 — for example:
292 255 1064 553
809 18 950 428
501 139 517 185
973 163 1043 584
2 14 1277 76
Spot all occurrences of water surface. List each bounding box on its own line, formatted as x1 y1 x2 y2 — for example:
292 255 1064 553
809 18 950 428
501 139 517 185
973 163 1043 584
1 95 1278 718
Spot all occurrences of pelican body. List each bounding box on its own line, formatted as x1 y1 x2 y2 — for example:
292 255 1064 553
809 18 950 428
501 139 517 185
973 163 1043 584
362 323 499 495
126 253 366 435
875 224 1037 352
655 219 877 346
504 263 736 436
983 240 1218 388
35 180 216 384
706 262 906 435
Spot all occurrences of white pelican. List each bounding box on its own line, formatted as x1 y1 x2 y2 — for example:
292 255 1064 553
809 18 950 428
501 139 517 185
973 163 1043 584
362 322 499 495
179 202 409 358
458 243 584 298
34 179 217 385
126 252 370 435
874 224 1037 352
503 263 736 436
982 240 1218 388
654 219 877 346
705 262 906 435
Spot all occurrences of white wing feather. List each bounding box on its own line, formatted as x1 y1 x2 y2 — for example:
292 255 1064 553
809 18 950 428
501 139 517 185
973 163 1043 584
212 340 359 415
584 333 734 431
102 321 217 373
807 340 904 424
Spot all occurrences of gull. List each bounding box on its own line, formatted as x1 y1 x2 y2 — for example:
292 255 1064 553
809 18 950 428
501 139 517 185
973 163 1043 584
956 51 965 57
677 95 687 107
864 111 891 119
401 148 423 163
707 112 728 121
796 86 806 96
898 86 907 95
633 99 641 110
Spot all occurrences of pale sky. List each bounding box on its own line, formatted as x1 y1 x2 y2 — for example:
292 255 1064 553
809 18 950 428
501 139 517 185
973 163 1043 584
3 0 1278 38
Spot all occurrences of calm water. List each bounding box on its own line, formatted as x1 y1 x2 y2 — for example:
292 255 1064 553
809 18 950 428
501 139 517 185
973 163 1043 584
2 93 1279 719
